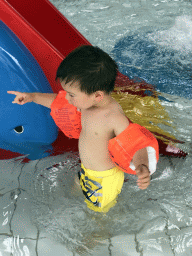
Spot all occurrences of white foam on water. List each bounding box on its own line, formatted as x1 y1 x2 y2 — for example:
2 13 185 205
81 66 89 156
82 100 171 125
149 15 192 54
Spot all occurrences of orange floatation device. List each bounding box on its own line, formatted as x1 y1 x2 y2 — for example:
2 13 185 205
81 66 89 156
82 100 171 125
50 91 82 139
50 90 159 175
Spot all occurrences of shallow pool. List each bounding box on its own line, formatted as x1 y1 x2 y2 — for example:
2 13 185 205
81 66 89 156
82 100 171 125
0 0 192 255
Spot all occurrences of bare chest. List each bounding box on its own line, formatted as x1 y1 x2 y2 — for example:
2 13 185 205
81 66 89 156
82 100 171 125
78 108 116 170
78 102 124 170
80 108 115 140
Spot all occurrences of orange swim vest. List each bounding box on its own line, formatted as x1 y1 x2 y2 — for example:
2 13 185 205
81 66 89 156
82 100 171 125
50 90 159 175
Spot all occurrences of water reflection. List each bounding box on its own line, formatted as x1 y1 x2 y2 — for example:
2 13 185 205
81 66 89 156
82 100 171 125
29 151 192 255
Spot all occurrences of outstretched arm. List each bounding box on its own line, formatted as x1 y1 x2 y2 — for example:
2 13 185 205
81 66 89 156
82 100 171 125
7 91 57 108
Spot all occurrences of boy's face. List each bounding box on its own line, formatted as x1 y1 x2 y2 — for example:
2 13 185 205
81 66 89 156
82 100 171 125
60 80 102 110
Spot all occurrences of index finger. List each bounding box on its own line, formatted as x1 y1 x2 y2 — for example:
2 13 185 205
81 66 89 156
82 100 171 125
7 91 19 95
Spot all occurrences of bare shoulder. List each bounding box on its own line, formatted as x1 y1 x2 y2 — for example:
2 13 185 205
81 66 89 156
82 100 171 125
108 100 130 137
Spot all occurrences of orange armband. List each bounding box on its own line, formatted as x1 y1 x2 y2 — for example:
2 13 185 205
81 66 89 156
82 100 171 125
108 123 159 175
50 90 82 139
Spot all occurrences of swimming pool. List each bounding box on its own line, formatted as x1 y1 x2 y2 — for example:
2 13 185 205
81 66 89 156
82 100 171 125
0 0 192 255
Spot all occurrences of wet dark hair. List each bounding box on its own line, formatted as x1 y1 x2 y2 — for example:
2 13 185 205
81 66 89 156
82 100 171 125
55 45 118 95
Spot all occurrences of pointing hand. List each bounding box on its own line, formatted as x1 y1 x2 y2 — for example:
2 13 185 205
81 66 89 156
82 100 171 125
7 91 34 105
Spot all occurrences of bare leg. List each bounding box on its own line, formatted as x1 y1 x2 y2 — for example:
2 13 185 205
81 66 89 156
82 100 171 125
74 174 81 187
71 173 82 198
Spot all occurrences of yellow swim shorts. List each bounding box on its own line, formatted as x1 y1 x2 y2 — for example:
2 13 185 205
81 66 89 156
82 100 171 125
78 163 124 213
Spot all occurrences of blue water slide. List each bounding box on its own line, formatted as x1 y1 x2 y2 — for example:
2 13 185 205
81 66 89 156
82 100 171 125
0 21 58 159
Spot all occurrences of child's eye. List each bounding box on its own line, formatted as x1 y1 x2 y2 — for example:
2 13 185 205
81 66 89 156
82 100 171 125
69 94 74 97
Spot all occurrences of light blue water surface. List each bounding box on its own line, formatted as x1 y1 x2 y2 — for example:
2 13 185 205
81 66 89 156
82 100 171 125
52 0 192 99
51 0 192 150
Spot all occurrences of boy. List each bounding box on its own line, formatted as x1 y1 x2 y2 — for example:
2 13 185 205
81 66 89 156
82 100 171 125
7 45 157 213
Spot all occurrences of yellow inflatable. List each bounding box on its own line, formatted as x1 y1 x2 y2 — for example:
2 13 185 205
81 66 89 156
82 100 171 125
111 83 177 145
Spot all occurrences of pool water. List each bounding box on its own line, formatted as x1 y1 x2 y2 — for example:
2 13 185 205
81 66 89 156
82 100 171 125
52 0 192 153
1 0 192 255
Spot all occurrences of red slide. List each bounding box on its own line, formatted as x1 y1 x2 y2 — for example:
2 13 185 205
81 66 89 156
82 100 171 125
0 0 187 159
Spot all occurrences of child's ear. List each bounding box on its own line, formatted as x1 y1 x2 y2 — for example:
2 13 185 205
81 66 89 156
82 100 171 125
95 91 104 101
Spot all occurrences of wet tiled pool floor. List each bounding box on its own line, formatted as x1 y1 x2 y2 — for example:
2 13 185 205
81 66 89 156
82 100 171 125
0 154 191 256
